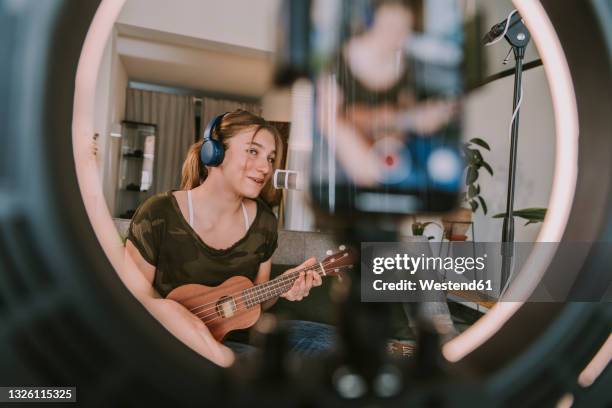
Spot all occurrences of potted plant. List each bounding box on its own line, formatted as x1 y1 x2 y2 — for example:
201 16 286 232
410 219 442 240
442 138 494 239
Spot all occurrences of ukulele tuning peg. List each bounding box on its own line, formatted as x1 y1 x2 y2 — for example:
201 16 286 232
339 245 346 251
326 249 333 255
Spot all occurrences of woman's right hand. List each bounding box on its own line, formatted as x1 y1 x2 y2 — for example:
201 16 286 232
124 241 235 367
142 297 235 367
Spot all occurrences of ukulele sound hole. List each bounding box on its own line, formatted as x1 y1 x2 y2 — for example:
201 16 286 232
215 296 237 318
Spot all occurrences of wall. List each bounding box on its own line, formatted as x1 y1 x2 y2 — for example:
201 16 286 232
93 28 128 215
117 35 270 97
464 65 555 243
104 30 128 215
93 33 113 179
262 88 292 122
117 0 280 52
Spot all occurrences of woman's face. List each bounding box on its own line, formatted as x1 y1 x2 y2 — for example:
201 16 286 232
219 127 277 199
371 4 413 50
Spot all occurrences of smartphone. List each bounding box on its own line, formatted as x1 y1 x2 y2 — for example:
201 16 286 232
308 0 482 217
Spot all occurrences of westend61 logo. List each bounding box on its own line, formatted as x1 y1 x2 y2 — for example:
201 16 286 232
372 253 487 275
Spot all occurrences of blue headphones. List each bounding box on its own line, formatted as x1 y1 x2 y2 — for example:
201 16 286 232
200 112 228 166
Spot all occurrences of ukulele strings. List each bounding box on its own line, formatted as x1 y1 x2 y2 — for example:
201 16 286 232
187 255 348 314
195 264 355 326
187 257 350 323
192 262 348 323
193 263 354 325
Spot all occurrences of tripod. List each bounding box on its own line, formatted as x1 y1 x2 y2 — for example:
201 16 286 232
495 13 531 292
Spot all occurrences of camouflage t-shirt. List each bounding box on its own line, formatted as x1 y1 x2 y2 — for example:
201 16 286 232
127 191 278 298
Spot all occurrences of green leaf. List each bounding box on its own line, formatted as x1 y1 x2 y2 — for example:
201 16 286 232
482 161 494 176
412 223 424 235
469 138 491 150
492 208 547 222
463 148 476 164
513 208 547 221
469 199 479 212
468 184 477 198
517 207 547 214
466 166 478 184
477 196 488 215
475 184 481 195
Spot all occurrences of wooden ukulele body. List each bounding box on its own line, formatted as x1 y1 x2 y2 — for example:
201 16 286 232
166 276 261 342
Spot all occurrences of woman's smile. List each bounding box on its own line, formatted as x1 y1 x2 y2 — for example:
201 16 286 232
247 175 265 186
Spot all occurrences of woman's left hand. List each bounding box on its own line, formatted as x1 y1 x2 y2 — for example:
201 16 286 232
280 257 323 301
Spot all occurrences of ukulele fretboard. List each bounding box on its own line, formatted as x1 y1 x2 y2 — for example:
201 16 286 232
242 269 319 308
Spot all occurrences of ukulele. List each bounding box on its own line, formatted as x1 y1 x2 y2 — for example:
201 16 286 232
166 246 356 341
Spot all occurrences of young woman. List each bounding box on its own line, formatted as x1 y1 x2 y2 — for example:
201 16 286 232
123 109 327 367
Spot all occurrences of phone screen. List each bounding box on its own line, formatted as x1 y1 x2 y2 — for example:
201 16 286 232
309 0 480 216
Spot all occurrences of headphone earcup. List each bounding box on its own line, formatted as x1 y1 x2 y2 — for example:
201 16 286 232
200 138 225 167
200 112 229 167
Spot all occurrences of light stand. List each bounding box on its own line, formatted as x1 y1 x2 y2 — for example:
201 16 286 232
495 13 531 293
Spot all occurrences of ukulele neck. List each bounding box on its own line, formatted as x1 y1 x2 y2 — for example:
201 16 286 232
242 268 325 308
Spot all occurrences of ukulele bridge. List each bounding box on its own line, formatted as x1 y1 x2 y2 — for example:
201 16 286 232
215 296 237 318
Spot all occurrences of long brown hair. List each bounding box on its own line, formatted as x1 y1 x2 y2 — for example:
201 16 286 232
180 109 283 203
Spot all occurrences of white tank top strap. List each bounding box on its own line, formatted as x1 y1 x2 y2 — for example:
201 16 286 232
187 189 194 227
241 200 249 232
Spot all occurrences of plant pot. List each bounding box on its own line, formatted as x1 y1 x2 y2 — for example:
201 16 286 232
442 208 472 239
